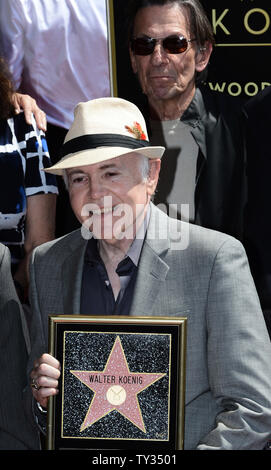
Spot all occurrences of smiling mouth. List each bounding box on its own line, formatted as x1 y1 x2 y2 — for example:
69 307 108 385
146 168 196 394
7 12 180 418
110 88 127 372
89 204 121 216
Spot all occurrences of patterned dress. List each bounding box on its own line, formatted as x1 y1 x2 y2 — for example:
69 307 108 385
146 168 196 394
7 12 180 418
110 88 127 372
0 112 58 265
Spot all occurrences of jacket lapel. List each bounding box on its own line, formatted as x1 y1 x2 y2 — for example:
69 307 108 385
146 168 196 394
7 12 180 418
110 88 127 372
181 87 207 162
130 204 171 317
61 234 88 315
181 87 207 225
129 244 170 316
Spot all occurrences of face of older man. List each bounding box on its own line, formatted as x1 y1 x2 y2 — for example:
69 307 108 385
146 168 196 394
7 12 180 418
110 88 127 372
130 3 212 115
67 153 160 246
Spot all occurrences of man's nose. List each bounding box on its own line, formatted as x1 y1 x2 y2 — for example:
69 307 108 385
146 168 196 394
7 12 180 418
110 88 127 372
150 43 169 66
88 179 106 200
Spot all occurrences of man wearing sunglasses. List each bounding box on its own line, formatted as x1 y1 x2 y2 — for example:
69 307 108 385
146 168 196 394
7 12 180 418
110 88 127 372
127 0 246 241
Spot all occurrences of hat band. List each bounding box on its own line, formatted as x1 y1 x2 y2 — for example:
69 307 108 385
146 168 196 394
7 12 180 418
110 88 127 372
61 134 150 158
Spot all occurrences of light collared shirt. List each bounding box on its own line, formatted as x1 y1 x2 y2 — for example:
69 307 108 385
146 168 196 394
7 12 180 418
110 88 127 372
0 0 110 129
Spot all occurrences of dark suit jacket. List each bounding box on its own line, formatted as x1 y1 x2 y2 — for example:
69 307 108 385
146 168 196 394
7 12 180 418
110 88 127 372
146 86 247 240
243 86 271 336
0 243 39 449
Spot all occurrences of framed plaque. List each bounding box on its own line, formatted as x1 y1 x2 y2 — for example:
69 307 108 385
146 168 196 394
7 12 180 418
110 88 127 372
47 315 186 450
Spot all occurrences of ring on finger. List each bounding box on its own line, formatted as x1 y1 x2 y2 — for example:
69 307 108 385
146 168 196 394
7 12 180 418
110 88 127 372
31 377 40 391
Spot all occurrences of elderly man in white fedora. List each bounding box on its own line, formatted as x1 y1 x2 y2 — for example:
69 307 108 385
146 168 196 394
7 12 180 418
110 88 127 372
26 97 271 450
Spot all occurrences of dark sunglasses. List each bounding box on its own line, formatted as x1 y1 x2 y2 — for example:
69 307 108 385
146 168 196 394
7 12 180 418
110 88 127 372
130 35 196 56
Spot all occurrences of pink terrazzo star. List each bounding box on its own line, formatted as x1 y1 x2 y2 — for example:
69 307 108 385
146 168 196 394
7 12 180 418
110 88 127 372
70 336 165 432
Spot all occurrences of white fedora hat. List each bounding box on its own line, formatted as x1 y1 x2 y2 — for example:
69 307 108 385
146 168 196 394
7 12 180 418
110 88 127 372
44 97 165 175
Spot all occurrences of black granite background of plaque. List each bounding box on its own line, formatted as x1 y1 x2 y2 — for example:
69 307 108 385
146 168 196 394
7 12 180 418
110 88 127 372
62 332 169 440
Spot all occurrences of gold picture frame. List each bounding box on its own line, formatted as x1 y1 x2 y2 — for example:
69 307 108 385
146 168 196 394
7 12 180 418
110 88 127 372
106 0 118 97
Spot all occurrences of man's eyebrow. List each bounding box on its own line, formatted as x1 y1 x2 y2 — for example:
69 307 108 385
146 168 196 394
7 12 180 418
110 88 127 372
67 169 86 176
66 163 119 176
99 163 118 170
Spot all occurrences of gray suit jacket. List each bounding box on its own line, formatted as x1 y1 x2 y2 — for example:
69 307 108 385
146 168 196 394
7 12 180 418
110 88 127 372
27 204 271 450
0 244 38 449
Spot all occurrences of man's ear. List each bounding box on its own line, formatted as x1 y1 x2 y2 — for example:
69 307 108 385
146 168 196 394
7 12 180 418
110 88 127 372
195 41 213 73
147 159 161 197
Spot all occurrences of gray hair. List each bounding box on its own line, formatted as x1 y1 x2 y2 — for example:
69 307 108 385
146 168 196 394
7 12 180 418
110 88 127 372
139 154 151 181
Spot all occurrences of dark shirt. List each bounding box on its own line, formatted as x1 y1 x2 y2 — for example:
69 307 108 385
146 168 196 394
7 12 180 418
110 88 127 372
80 238 137 316
80 212 148 316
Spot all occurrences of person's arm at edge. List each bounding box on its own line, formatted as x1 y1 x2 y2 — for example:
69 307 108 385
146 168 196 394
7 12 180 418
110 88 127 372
197 238 271 449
